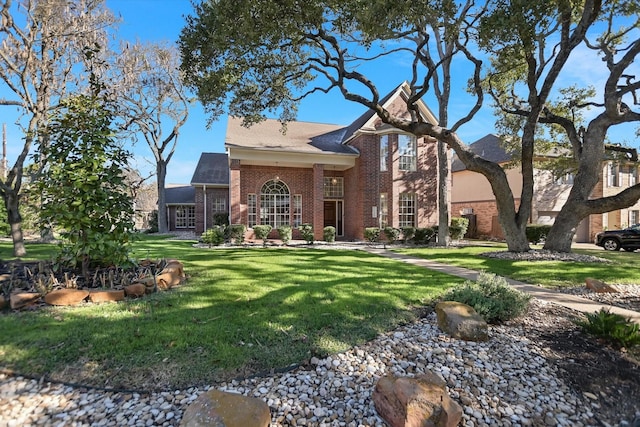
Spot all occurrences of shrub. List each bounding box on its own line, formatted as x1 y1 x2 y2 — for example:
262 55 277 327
383 227 400 244
213 212 229 226
364 227 381 243
442 272 531 324
449 217 470 240
299 223 314 244
253 225 272 246
526 224 552 244
414 227 435 244
323 226 336 242
401 226 415 243
578 309 640 348
201 226 225 247
277 225 292 245
228 224 246 245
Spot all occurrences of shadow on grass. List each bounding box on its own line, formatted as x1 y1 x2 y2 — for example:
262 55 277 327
0 243 463 391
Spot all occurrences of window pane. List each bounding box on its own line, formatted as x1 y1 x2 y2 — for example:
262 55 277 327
398 135 416 171
176 205 195 228
380 135 388 172
260 180 290 227
380 193 388 228
247 194 257 227
324 177 343 198
293 194 302 227
398 193 416 227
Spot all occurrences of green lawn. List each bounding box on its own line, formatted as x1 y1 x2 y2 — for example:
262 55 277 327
0 236 463 390
395 244 640 287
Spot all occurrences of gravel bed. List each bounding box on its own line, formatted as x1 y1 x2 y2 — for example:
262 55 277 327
2 299 637 427
557 284 640 313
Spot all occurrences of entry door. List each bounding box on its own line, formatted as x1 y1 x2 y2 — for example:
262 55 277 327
324 200 344 236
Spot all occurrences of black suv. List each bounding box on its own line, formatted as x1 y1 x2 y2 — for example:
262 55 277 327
595 224 640 251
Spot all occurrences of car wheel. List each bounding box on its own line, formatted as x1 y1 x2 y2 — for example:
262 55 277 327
602 237 621 251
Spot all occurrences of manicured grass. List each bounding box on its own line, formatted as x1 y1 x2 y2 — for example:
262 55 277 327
395 244 640 287
0 236 463 390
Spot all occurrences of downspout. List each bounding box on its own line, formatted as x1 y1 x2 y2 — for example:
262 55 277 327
203 185 207 232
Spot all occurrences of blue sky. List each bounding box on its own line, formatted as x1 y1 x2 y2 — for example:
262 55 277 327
2 1 638 184
107 0 501 184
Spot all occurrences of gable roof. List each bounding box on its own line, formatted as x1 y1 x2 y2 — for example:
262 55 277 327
165 185 195 205
340 81 439 144
191 152 230 186
225 81 439 156
225 117 358 155
451 134 513 172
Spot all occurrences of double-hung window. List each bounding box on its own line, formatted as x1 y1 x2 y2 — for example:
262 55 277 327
399 193 416 227
398 134 417 171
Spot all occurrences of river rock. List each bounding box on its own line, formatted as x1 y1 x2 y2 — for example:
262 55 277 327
180 389 270 427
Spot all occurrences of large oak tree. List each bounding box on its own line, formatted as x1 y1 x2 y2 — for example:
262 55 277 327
180 0 640 252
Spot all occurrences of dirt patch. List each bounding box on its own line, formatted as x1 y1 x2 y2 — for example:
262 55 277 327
512 300 640 425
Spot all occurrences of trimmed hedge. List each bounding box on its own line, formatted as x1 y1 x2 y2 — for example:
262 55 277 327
449 217 470 239
323 226 336 242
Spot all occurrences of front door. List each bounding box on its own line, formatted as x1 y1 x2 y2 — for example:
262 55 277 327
324 200 343 236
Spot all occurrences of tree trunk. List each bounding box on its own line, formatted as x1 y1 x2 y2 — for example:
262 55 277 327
437 139 450 246
543 209 580 252
156 160 168 234
5 191 26 257
543 124 605 252
495 202 531 252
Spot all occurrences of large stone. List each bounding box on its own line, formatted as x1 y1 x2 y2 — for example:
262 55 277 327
180 389 270 427
373 373 463 427
44 289 89 306
10 292 41 310
88 289 125 303
436 301 488 342
585 277 619 293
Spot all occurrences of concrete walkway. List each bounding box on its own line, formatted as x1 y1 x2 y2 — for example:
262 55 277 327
363 247 640 325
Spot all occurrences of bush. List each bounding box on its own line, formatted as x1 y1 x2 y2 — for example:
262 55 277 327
442 272 531 324
323 226 336 242
383 227 400 244
414 227 435 244
578 309 640 348
277 225 292 245
213 212 229 226
449 217 470 239
201 226 226 247
401 226 415 243
146 210 158 233
253 225 272 246
299 223 314 244
526 224 552 244
228 224 246 245
364 227 381 243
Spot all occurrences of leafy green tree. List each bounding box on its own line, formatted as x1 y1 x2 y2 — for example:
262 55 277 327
0 0 116 256
37 91 134 278
180 0 640 253
479 0 640 252
180 0 488 247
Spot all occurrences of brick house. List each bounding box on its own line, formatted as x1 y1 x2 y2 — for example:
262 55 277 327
451 134 640 242
177 82 444 240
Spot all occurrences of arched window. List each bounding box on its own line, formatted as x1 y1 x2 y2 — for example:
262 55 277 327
260 180 290 227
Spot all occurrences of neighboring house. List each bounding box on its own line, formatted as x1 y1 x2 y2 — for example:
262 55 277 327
451 134 640 242
180 82 445 240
